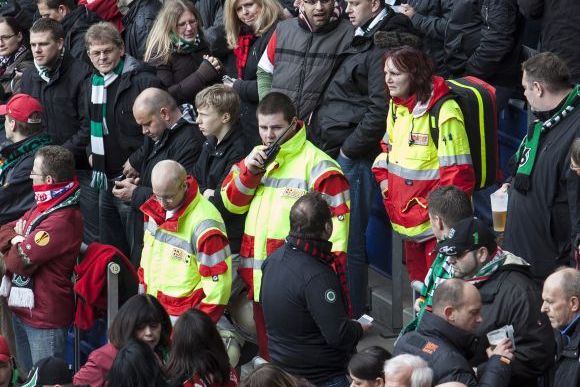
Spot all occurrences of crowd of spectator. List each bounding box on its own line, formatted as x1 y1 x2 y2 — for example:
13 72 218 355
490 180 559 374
0 0 578 386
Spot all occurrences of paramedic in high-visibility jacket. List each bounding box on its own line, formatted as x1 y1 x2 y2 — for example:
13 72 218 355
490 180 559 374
372 46 475 292
221 92 350 360
139 160 232 323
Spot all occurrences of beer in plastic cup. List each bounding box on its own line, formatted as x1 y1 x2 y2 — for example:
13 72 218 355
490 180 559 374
490 189 508 232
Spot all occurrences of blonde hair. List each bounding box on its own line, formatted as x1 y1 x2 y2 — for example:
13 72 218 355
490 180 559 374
195 84 241 122
223 0 283 49
144 0 203 65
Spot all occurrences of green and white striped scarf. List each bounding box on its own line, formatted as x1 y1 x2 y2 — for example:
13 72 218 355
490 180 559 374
89 59 124 190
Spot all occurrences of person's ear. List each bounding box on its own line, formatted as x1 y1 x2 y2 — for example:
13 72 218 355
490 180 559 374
443 305 455 322
532 81 543 98
45 174 55 184
371 0 381 13
221 112 231 124
374 376 385 387
475 246 488 264
159 107 170 121
324 219 333 238
570 295 579 313
56 37 65 51
58 4 68 15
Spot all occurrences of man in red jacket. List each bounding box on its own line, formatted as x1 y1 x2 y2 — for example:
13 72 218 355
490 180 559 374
0 145 83 373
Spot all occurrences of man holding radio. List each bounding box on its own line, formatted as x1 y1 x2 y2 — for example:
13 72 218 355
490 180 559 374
221 92 350 360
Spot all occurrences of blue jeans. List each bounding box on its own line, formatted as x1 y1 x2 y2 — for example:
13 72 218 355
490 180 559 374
12 315 67 373
318 374 350 387
337 155 378 318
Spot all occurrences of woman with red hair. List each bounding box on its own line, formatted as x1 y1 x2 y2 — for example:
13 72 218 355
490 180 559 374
372 46 475 290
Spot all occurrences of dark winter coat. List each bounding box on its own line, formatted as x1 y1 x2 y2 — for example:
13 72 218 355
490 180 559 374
261 243 363 385
122 0 162 60
61 5 101 63
193 0 229 58
0 46 32 100
503 106 580 280
311 8 419 160
193 127 246 253
128 108 205 210
20 54 92 169
471 253 555 386
550 317 580 387
156 43 219 105
84 55 164 177
407 0 452 75
395 311 511 387
233 24 276 150
445 0 524 87
517 0 580 83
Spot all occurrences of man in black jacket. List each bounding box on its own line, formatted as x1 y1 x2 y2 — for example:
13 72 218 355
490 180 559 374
36 0 101 63
111 87 204 266
437 217 556 386
395 278 513 386
503 52 580 281
84 21 163 262
20 18 95 240
541 268 580 387
310 0 418 318
261 192 369 387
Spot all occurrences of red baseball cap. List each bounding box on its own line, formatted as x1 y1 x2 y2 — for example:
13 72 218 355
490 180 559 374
0 336 11 363
0 93 43 124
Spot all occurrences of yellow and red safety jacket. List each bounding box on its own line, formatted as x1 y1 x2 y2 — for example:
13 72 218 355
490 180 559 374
372 77 475 240
139 176 232 322
221 125 350 302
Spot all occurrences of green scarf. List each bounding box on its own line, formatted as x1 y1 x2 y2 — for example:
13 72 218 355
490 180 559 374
170 32 202 53
400 252 454 335
514 85 580 192
0 133 51 185
89 59 124 190
465 249 506 284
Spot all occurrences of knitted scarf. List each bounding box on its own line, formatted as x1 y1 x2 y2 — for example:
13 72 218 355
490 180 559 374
0 44 27 76
89 59 124 190
233 33 255 78
286 234 351 315
465 248 506 285
0 133 51 185
0 180 80 309
401 252 454 335
170 32 202 54
514 85 580 192
34 50 64 83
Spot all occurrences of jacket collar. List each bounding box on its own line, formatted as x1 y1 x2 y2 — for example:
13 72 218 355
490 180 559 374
419 311 478 357
140 175 200 232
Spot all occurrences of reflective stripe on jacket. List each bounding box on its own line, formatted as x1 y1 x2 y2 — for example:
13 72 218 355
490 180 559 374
221 126 350 301
372 98 475 239
139 176 232 321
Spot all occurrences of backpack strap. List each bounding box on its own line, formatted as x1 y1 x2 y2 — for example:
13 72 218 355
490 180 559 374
428 94 455 149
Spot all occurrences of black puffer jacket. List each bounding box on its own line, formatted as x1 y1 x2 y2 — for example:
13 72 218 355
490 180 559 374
122 0 162 60
20 54 92 169
84 55 164 177
471 252 555 386
518 0 580 83
61 6 101 63
445 0 524 87
395 311 511 387
193 126 246 253
233 25 276 151
128 106 205 210
407 0 452 75
310 7 419 160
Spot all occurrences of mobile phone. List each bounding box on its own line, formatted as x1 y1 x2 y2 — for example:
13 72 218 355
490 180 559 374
357 314 374 325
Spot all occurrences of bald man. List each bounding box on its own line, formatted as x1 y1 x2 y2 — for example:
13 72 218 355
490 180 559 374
395 279 513 386
138 160 232 323
541 268 580 387
112 88 205 266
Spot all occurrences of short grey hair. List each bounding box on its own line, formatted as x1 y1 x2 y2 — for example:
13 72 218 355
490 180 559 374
554 267 580 299
384 354 433 387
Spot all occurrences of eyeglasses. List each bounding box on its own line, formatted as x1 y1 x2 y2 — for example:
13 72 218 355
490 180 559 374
154 183 186 203
302 0 333 5
87 47 117 59
0 34 16 43
176 19 198 29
